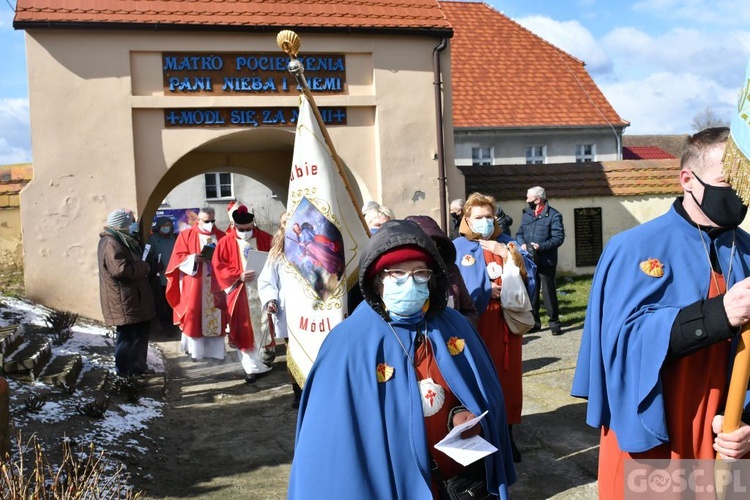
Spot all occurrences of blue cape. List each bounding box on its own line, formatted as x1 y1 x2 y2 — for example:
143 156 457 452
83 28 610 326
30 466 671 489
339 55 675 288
571 206 750 452
289 304 516 499
453 234 537 315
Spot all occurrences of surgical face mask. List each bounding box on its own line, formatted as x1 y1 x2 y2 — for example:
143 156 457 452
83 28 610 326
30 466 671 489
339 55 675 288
159 226 172 235
236 229 254 240
381 276 430 317
198 221 214 232
691 173 748 228
128 221 139 235
370 227 379 235
470 217 494 238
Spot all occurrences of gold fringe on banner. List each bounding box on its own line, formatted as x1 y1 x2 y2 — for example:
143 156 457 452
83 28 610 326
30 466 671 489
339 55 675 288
287 351 307 388
722 134 750 205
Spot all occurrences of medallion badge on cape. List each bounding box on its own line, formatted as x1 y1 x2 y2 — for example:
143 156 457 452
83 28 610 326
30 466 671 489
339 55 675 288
639 258 664 278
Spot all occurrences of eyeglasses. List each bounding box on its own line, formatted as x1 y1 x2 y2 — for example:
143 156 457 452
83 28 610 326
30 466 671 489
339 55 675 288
381 268 433 284
200 219 216 224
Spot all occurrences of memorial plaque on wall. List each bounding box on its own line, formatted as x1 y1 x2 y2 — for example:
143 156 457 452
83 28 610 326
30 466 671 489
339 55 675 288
574 207 603 267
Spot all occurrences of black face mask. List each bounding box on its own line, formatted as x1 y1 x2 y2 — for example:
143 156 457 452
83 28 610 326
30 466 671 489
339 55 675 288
450 212 461 222
690 173 748 228
527 201 536 210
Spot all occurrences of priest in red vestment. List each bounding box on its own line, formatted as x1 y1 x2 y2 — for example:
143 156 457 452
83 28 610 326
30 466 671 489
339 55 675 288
165 207 228 361
213 205 274 383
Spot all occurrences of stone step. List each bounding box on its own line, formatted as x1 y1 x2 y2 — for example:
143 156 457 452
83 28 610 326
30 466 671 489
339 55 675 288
0 325 22 367
37 354 83 387
77 368 111 393
3 337 53 379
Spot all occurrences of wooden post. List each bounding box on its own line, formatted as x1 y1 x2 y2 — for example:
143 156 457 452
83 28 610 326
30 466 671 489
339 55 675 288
0 376 9 459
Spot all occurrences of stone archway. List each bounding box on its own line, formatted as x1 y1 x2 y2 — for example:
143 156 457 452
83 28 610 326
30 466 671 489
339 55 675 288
141 128 297 231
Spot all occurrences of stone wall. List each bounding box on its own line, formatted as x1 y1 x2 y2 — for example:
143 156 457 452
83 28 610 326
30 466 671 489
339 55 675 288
0 164 31 266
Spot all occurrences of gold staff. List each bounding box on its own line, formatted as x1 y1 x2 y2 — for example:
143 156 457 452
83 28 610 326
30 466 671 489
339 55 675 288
276 30 370 234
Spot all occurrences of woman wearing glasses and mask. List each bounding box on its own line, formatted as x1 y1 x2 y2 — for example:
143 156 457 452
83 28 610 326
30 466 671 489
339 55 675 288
289 219 515 499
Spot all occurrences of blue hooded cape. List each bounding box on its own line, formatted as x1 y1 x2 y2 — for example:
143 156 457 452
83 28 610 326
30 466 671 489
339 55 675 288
289 304 516 499
571 206 750 452
453 233 537 315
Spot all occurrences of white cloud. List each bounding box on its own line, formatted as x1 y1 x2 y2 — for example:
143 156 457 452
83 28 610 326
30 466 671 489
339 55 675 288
632 0 750 26
600 71 736 134
514 15 613 75
602 26 750 87
0 98 32 164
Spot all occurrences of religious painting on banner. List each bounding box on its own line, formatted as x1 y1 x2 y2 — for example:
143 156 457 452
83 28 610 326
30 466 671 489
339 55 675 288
282 94 369 386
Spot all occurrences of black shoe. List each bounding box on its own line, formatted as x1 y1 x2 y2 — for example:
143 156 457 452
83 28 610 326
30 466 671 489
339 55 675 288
510 435 522 463
292 383 302 409
550 323 563 335
245 371 270 384
529 323 541 333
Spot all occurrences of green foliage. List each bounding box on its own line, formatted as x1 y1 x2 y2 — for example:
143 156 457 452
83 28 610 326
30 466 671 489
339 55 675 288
0 263 24 299
43 310 78 346
539 274 593 329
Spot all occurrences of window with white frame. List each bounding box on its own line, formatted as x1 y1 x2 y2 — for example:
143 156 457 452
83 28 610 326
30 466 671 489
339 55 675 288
575 144 595 163
205 172 233 199
471 146 493 166
525 145 546 164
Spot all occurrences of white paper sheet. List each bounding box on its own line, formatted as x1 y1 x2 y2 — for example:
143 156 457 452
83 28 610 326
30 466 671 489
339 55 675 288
142 243 151 261
245 250 269 274
434 411 498 466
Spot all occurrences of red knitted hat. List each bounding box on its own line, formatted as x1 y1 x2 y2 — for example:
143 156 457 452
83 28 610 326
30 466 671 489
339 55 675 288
367 244 434 278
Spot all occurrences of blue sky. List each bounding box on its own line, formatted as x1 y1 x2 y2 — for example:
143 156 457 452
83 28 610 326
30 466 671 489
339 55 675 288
2 0 750 164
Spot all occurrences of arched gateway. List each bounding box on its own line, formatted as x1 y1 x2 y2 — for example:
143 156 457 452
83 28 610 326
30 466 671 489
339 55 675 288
13 0 464 320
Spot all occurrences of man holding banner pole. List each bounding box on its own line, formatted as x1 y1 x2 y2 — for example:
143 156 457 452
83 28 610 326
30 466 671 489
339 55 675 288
572 60 750 497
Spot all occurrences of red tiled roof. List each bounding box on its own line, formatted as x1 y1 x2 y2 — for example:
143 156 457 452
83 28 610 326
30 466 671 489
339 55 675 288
623 135 688 158
622 146 675 160
14 0 452 33
0 164 33 206
441 1 628 130
458 159 681 201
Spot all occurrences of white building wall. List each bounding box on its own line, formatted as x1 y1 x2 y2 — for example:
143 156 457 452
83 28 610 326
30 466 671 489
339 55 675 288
455 127 621 166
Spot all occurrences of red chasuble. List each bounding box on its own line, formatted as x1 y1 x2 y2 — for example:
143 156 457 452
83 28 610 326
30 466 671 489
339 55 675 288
598 271 738 500
212 227 272 350
477 249 523 424
165 225 227 338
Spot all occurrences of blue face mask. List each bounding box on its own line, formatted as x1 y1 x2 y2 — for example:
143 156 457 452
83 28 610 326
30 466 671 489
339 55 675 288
128 221 139 235
470 217 494 238
370 227 379 235
382 276 430 317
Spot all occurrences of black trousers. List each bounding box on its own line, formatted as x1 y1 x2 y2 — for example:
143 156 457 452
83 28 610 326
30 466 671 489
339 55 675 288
114 320 151 376
532 265 560 326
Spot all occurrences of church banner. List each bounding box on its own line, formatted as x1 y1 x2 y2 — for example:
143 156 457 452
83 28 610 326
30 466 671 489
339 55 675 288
282 94 369 386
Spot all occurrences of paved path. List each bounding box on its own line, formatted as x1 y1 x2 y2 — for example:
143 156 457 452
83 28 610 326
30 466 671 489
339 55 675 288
136 323 599 499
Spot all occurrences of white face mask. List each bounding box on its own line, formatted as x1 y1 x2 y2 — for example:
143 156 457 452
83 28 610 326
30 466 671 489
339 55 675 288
198 221 214 232
236 229 254 240
470 217 494 238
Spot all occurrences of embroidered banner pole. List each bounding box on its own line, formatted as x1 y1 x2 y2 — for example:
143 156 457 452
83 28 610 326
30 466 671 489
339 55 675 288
277 30 370 386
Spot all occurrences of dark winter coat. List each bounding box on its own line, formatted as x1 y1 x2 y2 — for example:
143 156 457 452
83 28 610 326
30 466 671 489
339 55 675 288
98 230 155 326
515 203 565 268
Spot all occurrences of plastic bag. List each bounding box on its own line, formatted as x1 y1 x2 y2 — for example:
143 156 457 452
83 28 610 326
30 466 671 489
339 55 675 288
500 258 531 312
500 253 534 335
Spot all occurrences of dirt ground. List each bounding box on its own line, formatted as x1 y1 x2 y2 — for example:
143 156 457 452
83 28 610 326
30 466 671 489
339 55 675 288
131 328 298 500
